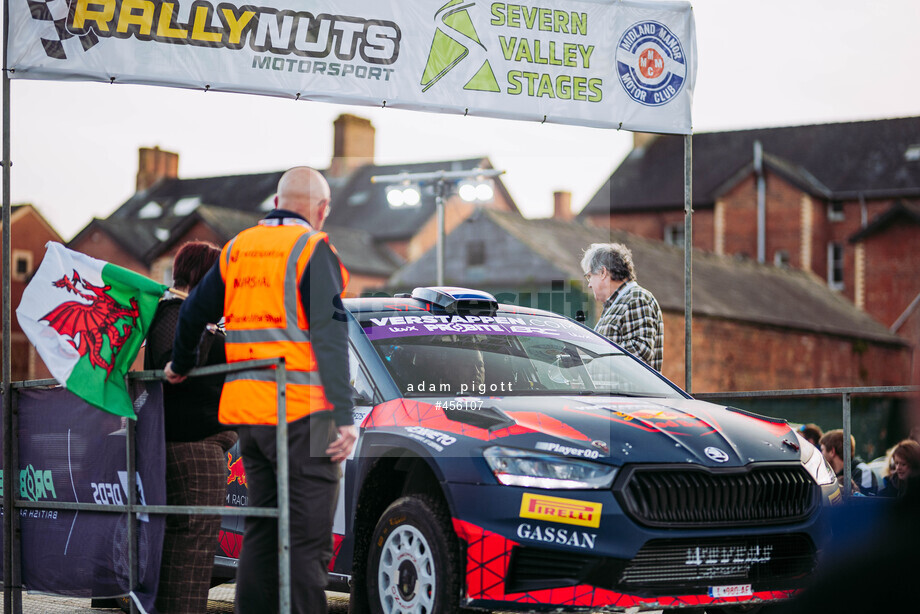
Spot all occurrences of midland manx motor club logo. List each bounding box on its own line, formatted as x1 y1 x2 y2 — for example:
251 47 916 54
616 20 687 106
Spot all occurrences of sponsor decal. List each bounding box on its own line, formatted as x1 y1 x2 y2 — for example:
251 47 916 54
6 465 58 502
616 20 687 106
404 426 457 452
227 493 248 506
596 404 720 437
91 481 126 505
364 314 594 342
704 446 730 463
686 544 773 566
519 493 601 528
88 471 150 521
19 509 59 520
516 522 597 549
535 441 601 459
227 453 247 487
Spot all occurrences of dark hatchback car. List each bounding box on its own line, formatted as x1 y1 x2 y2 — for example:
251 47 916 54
216 287 839 613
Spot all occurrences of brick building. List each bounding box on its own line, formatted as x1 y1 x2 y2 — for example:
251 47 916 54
579 117 920 326
1 205 64 380
849 202 920 385
579 118 920 347
388 208 911 391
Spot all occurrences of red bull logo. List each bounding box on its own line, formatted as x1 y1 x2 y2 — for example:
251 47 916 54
227 453 247 487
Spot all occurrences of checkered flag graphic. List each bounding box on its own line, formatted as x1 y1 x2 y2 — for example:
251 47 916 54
28 0 99 60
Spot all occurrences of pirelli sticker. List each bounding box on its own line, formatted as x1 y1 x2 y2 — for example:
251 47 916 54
519 493 601 528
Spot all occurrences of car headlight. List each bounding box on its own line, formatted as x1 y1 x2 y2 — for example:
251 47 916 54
483 446 617 489
796 432 836 485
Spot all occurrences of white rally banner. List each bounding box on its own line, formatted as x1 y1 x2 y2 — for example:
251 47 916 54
7 0 696 133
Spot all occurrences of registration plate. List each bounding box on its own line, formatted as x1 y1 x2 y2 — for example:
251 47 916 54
709 584 753 598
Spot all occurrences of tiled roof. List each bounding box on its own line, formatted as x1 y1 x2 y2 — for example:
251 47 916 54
850 201 920 243
581 116 920 215
82 157 518 266
323 225 404 277
391 209 904 344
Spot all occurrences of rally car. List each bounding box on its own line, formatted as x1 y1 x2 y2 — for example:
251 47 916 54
216 286 839 613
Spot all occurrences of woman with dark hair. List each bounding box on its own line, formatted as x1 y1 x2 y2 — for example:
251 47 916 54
879 439 920 498
145 241 237 613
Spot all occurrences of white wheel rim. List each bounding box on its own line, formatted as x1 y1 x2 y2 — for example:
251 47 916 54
377 524 436 614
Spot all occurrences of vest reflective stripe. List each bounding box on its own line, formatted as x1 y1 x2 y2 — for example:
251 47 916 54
226 328 311 344
221 237 236 273
223 231 314 349
219 223 340 425
225 369 322 386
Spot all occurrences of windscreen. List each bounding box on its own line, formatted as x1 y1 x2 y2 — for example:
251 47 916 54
362 313 682 398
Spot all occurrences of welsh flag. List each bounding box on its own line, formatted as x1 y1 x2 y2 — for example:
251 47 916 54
16 242 168 418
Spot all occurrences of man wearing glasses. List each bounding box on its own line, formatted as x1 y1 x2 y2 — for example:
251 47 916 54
581 243 663 371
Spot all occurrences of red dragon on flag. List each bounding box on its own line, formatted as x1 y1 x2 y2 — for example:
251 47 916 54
40 269 140 377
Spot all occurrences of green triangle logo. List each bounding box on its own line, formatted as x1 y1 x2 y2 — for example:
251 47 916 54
464 60 501 92
436 0 465 13
420 29 469 91
443 9 482 47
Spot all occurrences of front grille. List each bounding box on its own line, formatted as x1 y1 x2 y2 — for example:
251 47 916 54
616 464 818 528
618 534 816 595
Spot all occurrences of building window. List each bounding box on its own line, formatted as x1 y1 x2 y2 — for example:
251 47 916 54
827 242 844 290
466 241 486 266
827 201 844 222
774 250 790 268
664 223 685 247
12 250 33 281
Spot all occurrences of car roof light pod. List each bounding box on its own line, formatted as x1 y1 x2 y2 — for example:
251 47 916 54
411 286 498 315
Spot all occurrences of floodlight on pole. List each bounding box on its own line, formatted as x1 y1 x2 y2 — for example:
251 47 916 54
371 167 505 286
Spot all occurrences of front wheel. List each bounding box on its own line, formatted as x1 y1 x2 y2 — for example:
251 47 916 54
367 495 461 614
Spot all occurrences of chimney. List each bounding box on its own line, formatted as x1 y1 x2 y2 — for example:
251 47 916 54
632 132 659 151
329 114 375 178
553 190 574 221
136 146 179 192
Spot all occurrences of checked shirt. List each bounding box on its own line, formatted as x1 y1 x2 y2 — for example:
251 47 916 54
594 281 663 371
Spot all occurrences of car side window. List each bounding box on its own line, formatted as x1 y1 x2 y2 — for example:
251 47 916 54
349 343 376 406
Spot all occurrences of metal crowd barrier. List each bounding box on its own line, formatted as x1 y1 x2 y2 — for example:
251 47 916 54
1 358 293 614
695 385 919 498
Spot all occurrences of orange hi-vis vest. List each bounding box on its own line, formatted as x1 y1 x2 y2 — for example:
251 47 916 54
218 218 349 425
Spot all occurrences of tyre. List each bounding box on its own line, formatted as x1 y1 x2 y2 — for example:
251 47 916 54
367 495 461 614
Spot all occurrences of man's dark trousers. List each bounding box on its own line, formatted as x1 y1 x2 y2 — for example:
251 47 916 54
234 414 340 614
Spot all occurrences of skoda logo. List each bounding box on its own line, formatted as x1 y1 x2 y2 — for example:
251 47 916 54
704 447 730 463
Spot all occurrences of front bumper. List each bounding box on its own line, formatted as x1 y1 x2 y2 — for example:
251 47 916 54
448 483 829 612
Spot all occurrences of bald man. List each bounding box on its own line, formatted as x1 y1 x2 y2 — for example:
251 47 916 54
166 167 356 613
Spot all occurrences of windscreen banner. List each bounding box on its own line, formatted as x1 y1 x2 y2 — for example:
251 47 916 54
7 0 696 133
0 382 165 613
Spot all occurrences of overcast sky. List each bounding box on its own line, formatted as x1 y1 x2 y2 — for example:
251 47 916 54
3 0 919 240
